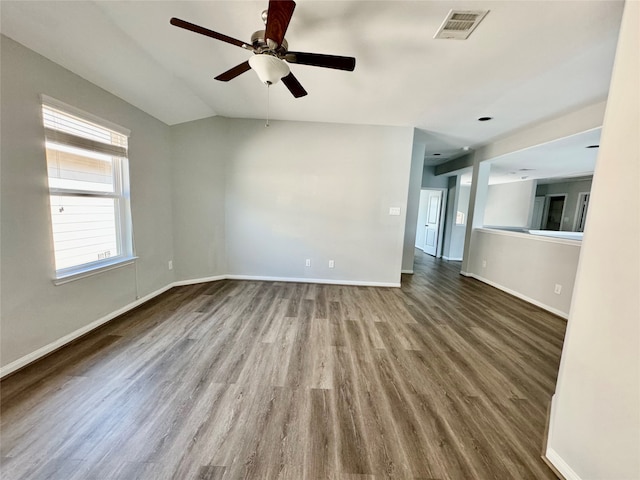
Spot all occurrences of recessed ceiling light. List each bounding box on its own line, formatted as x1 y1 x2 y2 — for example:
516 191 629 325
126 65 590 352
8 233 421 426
586 145 599 149
478 116 493 122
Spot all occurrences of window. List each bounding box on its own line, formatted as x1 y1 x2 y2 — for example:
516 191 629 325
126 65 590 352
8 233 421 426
42 97 134 282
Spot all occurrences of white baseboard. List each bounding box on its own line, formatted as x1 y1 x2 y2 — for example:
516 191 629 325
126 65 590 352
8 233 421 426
0 283 174 378
465 272 569 319
172 274 226 287
542 394 581 480
176 273 400 288
401 269 414 274
1 273 400 378
226 274 400 288
442 256 463 261
545 448 582 480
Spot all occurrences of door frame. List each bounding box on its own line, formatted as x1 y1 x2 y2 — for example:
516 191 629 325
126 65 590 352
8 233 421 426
573 191 591 232
418 187 448 258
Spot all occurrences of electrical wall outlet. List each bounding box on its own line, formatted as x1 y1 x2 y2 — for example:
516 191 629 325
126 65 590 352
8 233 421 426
554 284 562 294
482 259 487 268
168 260 173 270
329 260 335 268
305 259 311 267
389 207 401 216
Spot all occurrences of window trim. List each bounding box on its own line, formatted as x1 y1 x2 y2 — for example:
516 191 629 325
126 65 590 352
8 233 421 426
41 96 135 283
53 256 138 286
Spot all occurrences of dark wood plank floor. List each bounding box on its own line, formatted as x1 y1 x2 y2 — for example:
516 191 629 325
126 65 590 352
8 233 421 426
0 251 566 479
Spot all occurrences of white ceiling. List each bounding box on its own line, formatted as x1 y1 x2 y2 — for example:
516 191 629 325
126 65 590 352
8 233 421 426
0 1 624 160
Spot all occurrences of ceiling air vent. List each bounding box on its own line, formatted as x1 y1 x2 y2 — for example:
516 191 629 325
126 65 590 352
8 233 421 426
434 10 489 40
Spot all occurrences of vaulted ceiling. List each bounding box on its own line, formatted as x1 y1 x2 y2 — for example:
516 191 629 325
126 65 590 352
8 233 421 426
0 0 624 164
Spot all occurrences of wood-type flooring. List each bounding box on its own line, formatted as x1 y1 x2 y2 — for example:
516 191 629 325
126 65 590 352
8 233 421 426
0 252 566 479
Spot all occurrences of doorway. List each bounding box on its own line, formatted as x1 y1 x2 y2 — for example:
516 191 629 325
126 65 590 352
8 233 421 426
415 189 446 257
543 194 567 231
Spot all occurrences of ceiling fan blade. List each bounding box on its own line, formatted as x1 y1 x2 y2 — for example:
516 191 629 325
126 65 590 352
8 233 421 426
281 72 307 98
265 0 296 48
215 61 252 82
170 18 252 50
285 52 356 71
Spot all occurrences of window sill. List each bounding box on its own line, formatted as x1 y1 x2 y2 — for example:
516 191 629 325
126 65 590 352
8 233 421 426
53 256 138 285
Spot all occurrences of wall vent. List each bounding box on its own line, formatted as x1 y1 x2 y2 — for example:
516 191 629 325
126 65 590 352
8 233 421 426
434 10 489 40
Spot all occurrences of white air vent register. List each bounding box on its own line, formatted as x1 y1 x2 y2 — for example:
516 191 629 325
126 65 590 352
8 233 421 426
434 10 489 40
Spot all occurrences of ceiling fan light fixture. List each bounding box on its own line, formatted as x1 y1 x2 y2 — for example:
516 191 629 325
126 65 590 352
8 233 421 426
249 54 290 85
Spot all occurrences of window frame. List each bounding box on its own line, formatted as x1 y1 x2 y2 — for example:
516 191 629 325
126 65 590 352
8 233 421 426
41 95 136 284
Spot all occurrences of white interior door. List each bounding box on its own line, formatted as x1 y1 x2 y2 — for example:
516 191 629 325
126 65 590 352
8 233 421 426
424 190 442 256
415 190 430 249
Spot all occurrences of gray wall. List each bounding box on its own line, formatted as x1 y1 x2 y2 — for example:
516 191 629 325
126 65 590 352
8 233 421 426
537 178 593 231
466 229 579 317
169 115 414 285
223 119 414 284
484 180 536 227
421 165 449 189
546 1 640 477
1 36 175 368
171 117 229 280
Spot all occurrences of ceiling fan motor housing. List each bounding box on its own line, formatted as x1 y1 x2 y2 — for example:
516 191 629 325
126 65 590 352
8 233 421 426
251 30 288 55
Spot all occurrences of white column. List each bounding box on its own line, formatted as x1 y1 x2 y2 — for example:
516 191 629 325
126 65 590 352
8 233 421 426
460 155 490 274
401 136 426 273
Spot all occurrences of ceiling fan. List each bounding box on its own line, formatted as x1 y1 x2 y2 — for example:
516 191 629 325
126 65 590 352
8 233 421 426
170 0 356 98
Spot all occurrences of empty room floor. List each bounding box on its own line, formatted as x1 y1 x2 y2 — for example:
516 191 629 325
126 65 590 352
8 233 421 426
0 251 566 479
